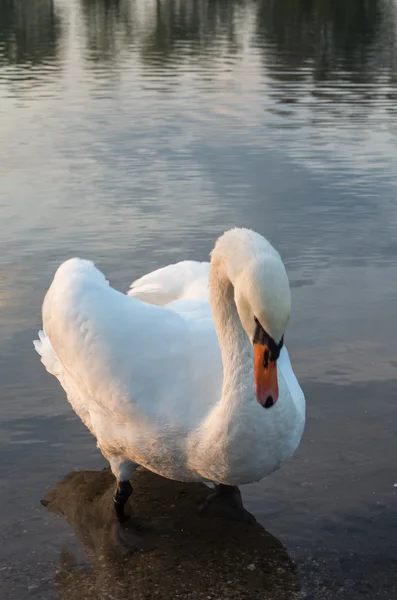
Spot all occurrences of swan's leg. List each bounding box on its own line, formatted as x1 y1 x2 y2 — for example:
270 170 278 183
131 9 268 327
108 458 138 523
113 480 133 523
107 458 149 549
198 483 256 524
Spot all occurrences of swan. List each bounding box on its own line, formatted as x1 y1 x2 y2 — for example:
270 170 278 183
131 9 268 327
34 228 305 529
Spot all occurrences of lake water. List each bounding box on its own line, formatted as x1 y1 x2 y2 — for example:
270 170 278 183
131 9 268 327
1 0 397 598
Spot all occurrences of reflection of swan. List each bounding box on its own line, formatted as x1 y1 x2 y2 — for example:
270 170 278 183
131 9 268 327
43 468 301 600
35 228 305 528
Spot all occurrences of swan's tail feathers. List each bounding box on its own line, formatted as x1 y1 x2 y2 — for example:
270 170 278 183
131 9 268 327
33 330 63 378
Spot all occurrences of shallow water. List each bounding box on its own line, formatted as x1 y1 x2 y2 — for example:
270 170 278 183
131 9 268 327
1 0 397 598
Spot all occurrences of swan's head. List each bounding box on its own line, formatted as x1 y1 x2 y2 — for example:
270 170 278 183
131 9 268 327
234 254 291 409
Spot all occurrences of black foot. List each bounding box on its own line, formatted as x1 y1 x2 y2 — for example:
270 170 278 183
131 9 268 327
198 484 256 524
113 480 133 523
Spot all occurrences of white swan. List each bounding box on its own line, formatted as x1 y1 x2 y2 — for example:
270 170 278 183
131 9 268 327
34 228 305 526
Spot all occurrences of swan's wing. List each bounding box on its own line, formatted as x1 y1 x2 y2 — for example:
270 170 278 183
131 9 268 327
128 260 218 391
128 261 210 306
35 258 220 431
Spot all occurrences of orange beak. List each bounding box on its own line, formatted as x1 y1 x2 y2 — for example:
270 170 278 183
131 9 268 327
254 343 279 408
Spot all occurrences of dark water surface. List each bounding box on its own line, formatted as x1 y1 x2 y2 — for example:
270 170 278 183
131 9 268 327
1 1 397 598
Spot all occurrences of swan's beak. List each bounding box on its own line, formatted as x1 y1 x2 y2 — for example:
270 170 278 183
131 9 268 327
254 344 279 409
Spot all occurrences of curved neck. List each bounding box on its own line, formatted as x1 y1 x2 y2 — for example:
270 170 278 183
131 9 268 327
209 256 253 406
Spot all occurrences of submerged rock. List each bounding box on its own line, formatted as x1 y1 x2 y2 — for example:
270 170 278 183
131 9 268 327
43 468 301 600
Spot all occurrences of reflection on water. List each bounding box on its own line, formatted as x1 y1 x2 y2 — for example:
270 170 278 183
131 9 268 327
258 0 388 76
43 468 300 600
0 0 61 72
1 1 397 599
80 0 134 64
79 0 246 67
1 0 397 83
257 0 397 128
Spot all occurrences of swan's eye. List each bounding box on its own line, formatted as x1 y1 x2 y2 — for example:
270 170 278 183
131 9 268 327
253 316 284 360
263 349 269 369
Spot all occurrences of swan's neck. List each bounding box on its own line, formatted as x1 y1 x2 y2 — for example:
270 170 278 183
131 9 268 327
209 257 252 407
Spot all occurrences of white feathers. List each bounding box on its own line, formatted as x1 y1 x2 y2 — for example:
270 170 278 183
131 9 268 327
34 329 62 377
34 229 305 485
128 260 210 306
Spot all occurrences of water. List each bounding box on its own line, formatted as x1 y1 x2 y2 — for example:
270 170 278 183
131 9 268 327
1 0 397 597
